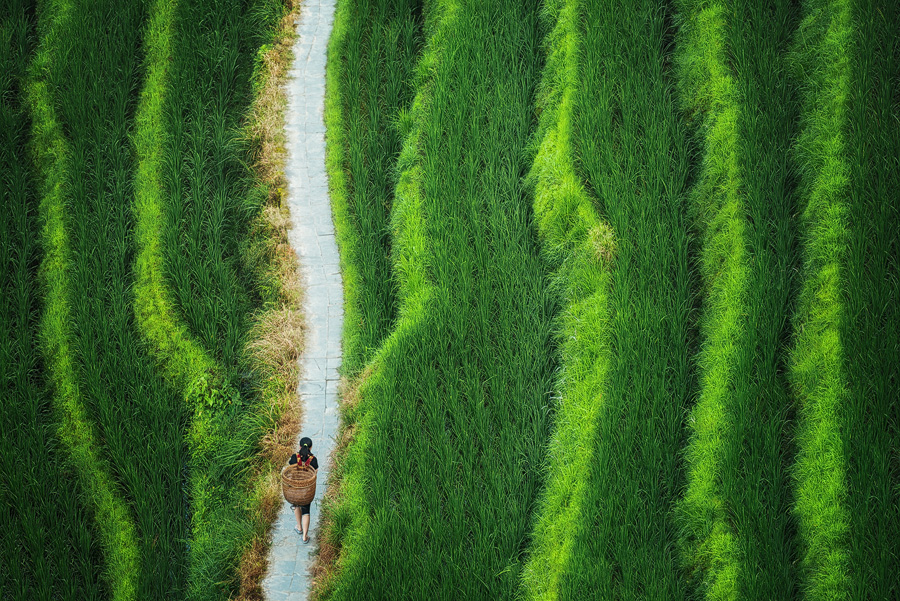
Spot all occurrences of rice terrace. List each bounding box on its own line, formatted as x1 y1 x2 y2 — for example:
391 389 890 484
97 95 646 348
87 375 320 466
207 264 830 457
0 0 897 599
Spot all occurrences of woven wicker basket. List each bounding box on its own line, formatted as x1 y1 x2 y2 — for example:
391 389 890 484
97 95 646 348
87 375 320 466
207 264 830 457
282 463 317 506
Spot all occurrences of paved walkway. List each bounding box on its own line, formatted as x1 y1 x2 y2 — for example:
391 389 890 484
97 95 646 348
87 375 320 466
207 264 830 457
262 0 340 599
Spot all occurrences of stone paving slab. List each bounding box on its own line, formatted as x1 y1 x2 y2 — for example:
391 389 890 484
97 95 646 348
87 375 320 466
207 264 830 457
262 0 339 599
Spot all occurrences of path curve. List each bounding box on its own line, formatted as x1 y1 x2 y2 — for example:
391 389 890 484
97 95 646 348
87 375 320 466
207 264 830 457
263 0 341 599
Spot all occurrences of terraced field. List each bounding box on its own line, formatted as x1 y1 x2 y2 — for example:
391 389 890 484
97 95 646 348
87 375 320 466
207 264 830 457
319 0 898 600
2 0 297 599
1 0 897 600
319 0 556 597
1 3 106 598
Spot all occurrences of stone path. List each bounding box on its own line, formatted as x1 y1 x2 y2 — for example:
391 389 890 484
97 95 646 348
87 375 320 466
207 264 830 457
262 0 340 599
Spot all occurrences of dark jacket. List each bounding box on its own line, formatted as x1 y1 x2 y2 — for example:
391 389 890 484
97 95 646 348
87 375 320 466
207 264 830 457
289 453 318 470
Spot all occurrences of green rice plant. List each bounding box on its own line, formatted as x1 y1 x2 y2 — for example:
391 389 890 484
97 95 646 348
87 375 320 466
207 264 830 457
789 0 852 598
28 0 196 597
140 0 295 596
838 0 900 597
0 3 105 598
161 0 283 372
675 0 800 598
316 0 557 597
543 1 694 598
24 1 142 598
517 1 612 599
131 0 237 597
325 0 424 377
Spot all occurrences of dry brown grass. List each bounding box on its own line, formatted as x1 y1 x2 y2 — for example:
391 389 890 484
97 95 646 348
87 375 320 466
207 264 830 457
589 221 617 266
233 2 305 599
248 306 304 395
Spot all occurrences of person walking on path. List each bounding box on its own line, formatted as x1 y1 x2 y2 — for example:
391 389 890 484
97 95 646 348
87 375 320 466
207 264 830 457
289 436 318 543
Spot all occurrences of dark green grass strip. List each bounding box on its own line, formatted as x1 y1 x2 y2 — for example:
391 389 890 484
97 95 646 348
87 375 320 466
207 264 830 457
554 1 694 599
676 0 801 598
161 0 282 371
841 0 900 597
325 0 423 377
0 3 105 598
145 0 288 597
318 0 555 598
31 0 195 597
789 0 852 598
718 2 800 597
518 1 613 598
25 1 145 598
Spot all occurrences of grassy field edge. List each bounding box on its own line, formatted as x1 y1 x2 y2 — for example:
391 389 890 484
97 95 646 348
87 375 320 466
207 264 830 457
313 2 446 594
674 1 747 597
235 1 306 596
313 0 359 586
788 0 852 598
26 1 140 598
132 0 301 597
323 0 372 378
519 0 612 598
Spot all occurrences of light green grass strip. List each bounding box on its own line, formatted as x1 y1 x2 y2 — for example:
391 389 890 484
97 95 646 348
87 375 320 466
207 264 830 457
789 0 851 598
131 1 241 597
26 1 139 599
133 0 217 389
675 2 747 599
520 1 611 599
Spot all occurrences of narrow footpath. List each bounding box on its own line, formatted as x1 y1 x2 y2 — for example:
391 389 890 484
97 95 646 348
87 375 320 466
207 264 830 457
263 1 341 599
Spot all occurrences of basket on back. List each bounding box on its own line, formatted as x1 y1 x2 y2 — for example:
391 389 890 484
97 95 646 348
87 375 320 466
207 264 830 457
282 463 317 506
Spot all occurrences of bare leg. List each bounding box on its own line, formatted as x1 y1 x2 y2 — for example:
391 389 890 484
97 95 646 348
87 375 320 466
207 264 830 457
302 512 311 541
294 506 303 530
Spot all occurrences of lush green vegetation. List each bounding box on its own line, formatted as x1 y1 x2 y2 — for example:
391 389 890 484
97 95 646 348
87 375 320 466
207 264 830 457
676 0 801 598
552 1 694 598
137 0 290 596
3 0 898 598
840 0 900 597
789 0 852 597
161 0 281 370
0 2 105 598
325 0 424 377
518 1 613 598
133 0 232 596
4 0 294 598
321 0 897 598
318 0 556 597
320 0 424 583
27 0 191 597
